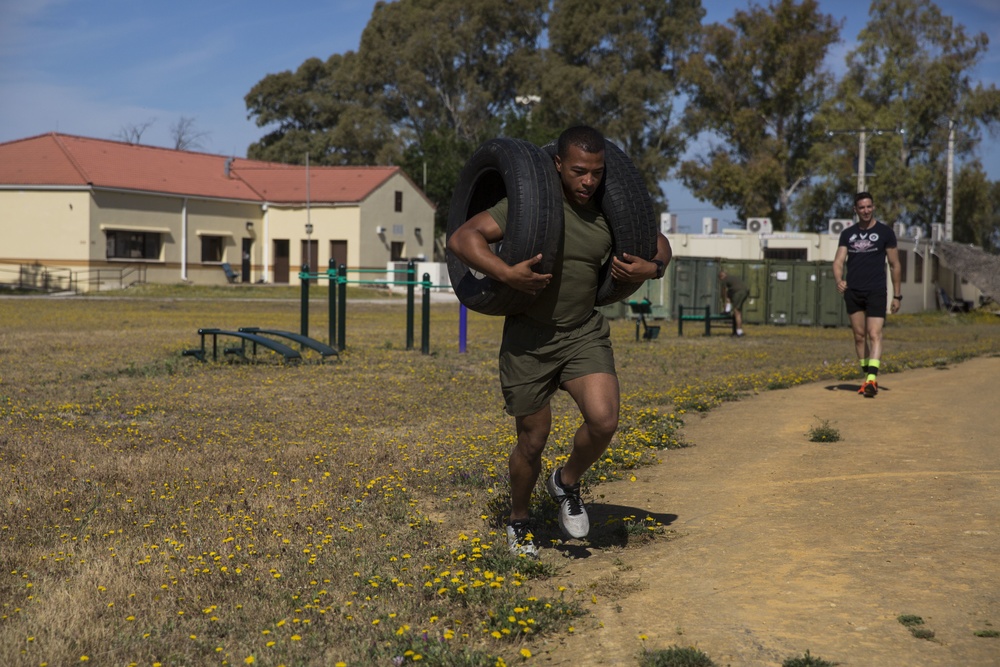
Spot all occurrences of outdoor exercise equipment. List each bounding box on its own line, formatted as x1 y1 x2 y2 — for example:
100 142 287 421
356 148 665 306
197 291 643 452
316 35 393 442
677 304 737 337
183 328 302 362
299 259 439 354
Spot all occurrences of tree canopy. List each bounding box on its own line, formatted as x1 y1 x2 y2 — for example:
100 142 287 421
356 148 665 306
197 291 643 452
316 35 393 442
678 0 840 229
243 0 1000 245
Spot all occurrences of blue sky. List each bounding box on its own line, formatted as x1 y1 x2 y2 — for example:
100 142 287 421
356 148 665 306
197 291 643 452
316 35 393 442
2 0 998 231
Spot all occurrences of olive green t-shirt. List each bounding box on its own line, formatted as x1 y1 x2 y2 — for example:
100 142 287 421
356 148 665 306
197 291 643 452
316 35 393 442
488 197 612 328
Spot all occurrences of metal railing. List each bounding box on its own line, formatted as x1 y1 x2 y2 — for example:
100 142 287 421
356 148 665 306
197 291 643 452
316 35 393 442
0 263 146 294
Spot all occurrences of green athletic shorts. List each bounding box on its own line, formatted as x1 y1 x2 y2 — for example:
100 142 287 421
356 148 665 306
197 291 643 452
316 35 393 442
730 288 749 310
498 311 616 417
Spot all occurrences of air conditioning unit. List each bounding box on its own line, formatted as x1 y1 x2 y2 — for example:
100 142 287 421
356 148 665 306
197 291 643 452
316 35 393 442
909 225 923 241
747 217 772 234
660 212 678 235
702 217 719 234
828 219 851 235
931 222 945 241
375 225 387 235
893 221 906 238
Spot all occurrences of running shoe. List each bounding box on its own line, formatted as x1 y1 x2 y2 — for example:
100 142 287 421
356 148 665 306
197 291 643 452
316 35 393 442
546 467 589 539
506 520 538 558
857 384 866 395
863 380 878 397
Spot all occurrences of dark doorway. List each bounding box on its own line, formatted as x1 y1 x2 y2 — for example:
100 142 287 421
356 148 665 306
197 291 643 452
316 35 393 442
273 239 290 283
330 240 348 271
301 239 318 272
241 238 252 283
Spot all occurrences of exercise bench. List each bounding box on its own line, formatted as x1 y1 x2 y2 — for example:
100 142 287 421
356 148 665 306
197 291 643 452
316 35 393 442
183 328 301 362
238 327 339 360
677 305 736 337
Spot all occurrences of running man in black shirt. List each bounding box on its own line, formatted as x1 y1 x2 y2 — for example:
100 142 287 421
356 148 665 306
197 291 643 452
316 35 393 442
832 192 902 397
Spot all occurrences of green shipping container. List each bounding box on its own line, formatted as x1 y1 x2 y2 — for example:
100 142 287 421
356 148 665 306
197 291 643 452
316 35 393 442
719 259 768 325
815 262 849 327
671 257 722 318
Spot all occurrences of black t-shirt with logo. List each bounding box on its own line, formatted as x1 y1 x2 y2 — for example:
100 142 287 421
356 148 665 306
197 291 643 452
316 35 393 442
838 221 897 292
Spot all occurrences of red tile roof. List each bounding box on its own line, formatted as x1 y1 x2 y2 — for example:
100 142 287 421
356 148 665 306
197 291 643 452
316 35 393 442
0 133 402 204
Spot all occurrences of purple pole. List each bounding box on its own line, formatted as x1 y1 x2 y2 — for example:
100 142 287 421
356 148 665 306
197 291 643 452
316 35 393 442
459 303 468 353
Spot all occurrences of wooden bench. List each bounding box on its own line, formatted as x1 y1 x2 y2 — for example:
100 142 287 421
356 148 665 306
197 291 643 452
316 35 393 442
183 328 301 362
677 304 736 337
238 327 339 360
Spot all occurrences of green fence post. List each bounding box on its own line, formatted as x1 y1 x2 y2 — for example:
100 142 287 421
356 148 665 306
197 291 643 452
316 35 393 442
338 264 347 351
328 258 337 347
300 263 310 337
421 272 431 355
406 259 415 350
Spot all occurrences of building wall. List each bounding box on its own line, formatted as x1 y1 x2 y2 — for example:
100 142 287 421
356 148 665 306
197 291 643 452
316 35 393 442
359 173 435 270
1 174 432 291
0 189 92 263
264 204 359 284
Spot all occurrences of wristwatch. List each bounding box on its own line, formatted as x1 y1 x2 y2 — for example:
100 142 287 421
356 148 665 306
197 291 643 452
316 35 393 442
652 259 665 279
893 295 902 300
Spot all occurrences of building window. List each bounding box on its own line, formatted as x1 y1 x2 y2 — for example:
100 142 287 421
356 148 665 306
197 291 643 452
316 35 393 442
394 191 403 212
914 253 923 284
106 231 161 260
898 249 908 283
201 236 225 263
390 241 405 261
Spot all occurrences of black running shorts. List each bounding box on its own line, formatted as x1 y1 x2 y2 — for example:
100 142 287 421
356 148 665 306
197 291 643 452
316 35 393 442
844 288 887 317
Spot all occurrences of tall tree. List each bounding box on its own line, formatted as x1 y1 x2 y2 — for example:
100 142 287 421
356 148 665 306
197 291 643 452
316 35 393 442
115 119 156 145
954 163 1000 253
357 0 547 146
541 0 704 207
809 0 1000 231
245 53 398 165
170 116 210 151
678 0 839 229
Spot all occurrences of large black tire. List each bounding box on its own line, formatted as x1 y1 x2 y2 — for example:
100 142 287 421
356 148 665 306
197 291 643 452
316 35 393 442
542 140 659 306
446 138 563 316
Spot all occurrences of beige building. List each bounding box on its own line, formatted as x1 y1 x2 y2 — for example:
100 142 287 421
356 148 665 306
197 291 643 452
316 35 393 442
0 133 436 291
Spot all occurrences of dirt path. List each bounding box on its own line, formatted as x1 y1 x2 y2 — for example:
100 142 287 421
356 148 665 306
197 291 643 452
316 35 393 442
534 356 1000 666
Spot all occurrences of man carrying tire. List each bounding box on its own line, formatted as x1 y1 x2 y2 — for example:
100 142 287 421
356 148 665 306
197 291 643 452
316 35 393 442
448 126 672 557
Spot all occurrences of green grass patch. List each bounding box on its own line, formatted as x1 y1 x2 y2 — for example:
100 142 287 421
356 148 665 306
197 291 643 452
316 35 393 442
639 645 716 666
898 614 936 640
783 650 839 666
807 417 841 442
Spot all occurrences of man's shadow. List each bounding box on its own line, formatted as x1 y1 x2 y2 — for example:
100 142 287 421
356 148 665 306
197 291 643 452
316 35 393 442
548 503 678 559
825 383 891 393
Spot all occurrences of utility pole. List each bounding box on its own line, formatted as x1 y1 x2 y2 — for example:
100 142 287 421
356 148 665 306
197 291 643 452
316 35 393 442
826 127 905 218
945 119 954 242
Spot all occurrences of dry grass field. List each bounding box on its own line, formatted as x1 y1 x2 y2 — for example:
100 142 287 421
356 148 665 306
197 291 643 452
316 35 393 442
2 288 998 666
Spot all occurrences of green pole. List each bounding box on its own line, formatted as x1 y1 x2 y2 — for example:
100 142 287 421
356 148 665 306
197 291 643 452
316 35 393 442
328 258 336 346
337 264 347 351
300 263 309 337
421 272 431 355
406 259 415 350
